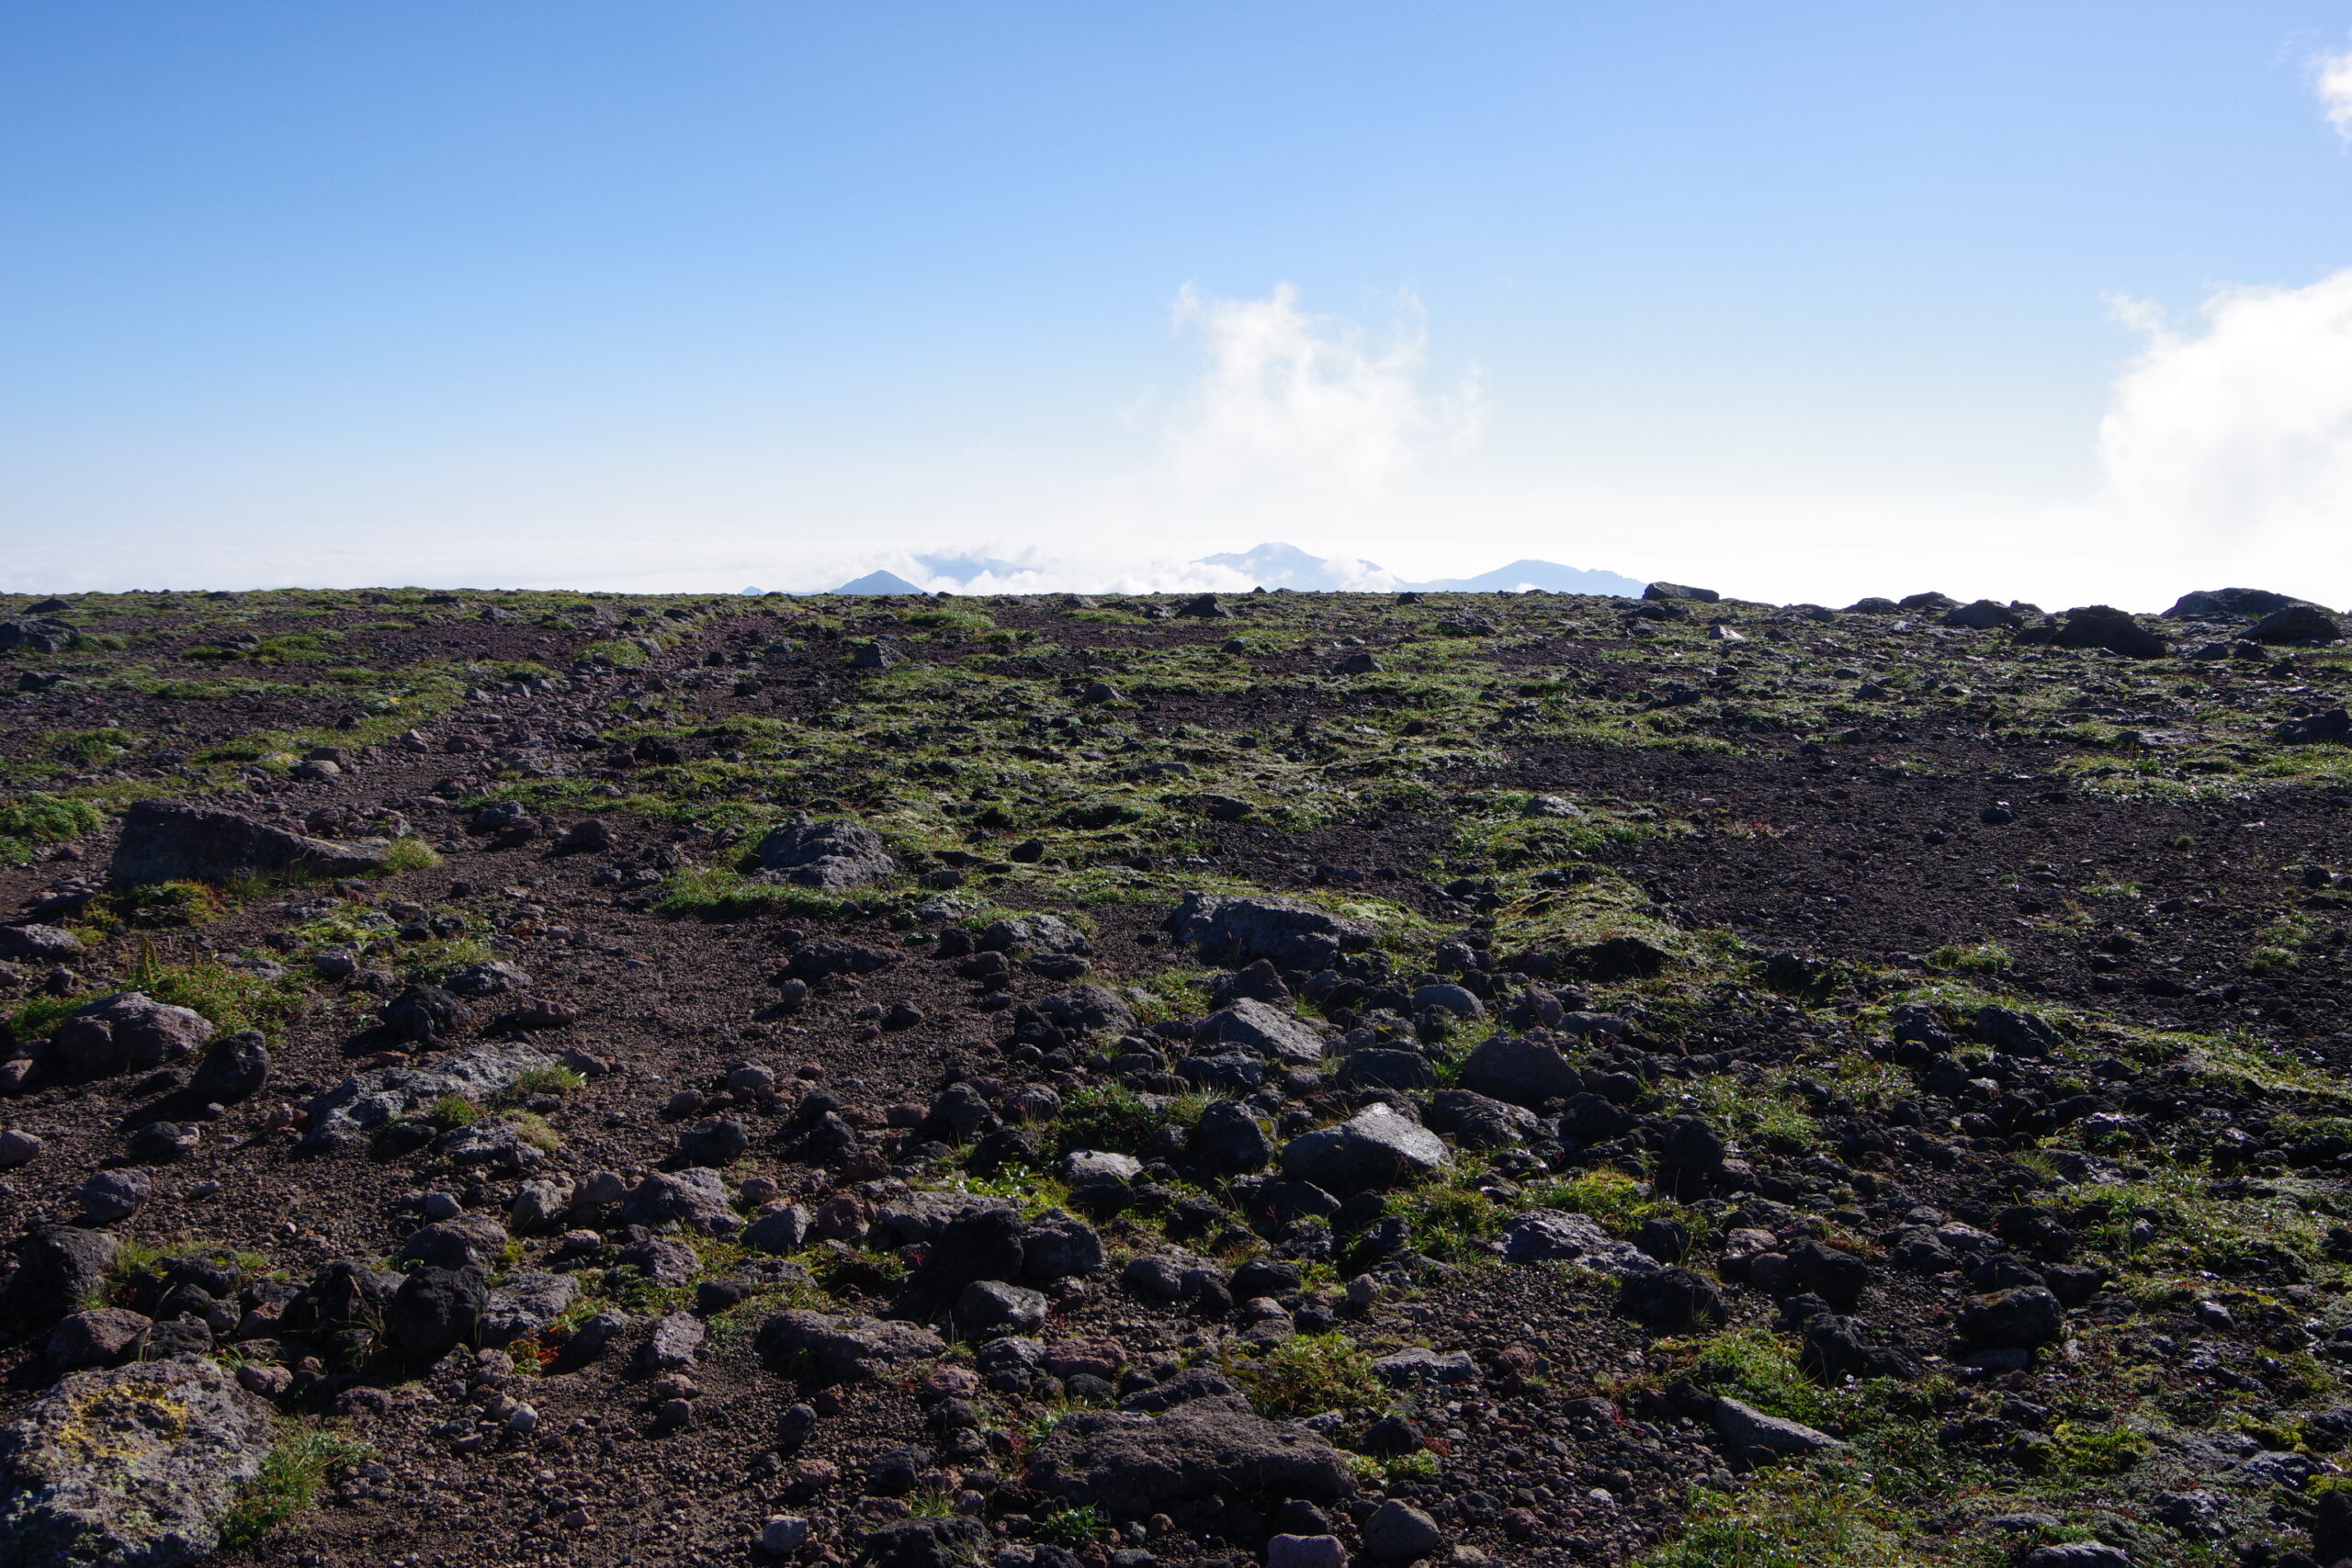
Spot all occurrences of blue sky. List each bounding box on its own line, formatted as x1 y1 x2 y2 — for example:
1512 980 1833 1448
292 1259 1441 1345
8 4 2352 603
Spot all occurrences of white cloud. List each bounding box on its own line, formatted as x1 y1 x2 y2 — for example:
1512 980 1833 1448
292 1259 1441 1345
2097 270 2352 600
1159 282 1484 504
2319 44 2352 140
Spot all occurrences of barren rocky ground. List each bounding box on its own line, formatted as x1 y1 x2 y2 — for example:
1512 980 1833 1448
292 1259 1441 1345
3 581 2352 1568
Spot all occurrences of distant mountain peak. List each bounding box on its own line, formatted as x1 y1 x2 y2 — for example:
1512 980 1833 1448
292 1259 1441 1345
834 570 923 595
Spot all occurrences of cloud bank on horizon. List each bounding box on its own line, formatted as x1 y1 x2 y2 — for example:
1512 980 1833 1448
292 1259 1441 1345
822 541 1646 599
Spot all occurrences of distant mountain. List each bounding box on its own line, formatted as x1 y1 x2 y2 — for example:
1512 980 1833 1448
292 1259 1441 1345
1193 542 1644 597
1403 558 1646 596
834 570 923 594
1194 543 1393 592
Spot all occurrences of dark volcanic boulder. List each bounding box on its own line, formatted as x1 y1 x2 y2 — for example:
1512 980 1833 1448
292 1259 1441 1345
1162 891 1374 971
755 1310 945 1382
2248 603 2345 643
1026 1393 1354 1517
387 1266 488 1359
1786 1239 1871 1310
109 798 386 887
3 1227 119 1325
0 616 78 655
860 1517 989 1568
379 984 473 1043
1459 1034 1582 1107
779 937 894 982
2278 706 2352 745
925 1207 1027 1291
1279 1106 1449 1193
1017 1211 1106 1283
50 992 215 1078
1975 1005 2061 1056
1558 1091 1633 1144
1189 1100 1277 1174
2165 586 2312 619
1426 1089 1539 1148
1943 599 2022 630
754 818 899 889
1957 1286 2065 1351
1621 1267 1725 1331
186 1030 270 1104
2050 605 2166 660
1336 1048 1438 1091
1194 998 1324 1064
1800 1314 1923 1382
0 1357 274 1566
1035 984 1135 1037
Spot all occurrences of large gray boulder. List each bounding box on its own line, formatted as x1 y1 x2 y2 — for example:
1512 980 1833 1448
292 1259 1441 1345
0 925 85 964
1018 1211 1107 1283
0 1357 274 1566
1710 1396 1846 1463
1500 1210 1661 1276
2165 586 2312 619
1459 1034 1583 1107
756 1310 945 1382
1280 1106 1449 1193
301 1041 556 1150
1027 1392 1355 1517
0 617 78 655
978 914 1090 955
479 1271 580 1347
395 1213 512 1269
868 1192 1017 1248
754 818 899 889
1195 998 1328 1066
1035 985 1134 1036
109 799 386 887
1162 892 1374 971
2050 605 2166 660
2248 603 2345 643
1427 1089 1541 1148
620 1168 740 1235
48 993 216 1080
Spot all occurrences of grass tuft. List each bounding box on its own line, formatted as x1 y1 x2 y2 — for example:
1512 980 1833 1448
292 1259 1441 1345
218 1432 377 1551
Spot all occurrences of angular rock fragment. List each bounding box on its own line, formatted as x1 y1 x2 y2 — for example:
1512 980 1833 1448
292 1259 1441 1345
0 925 84 964
1195 998 1327 1065
302 1041 556 1150
50 992 214 1079
755 1310 945 1382
110 798 386 886
755 818 899 889
1026 1390 1354 1517
1711 1396 1844 1463
1280 1105 1448 1192
1500 1211 1661 1276
1163 892 1374 971
0 1357 274 1565
1459 1034 1582 1106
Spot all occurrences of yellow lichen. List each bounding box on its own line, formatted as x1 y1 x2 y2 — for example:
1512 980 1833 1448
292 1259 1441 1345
51 1377 192 1468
